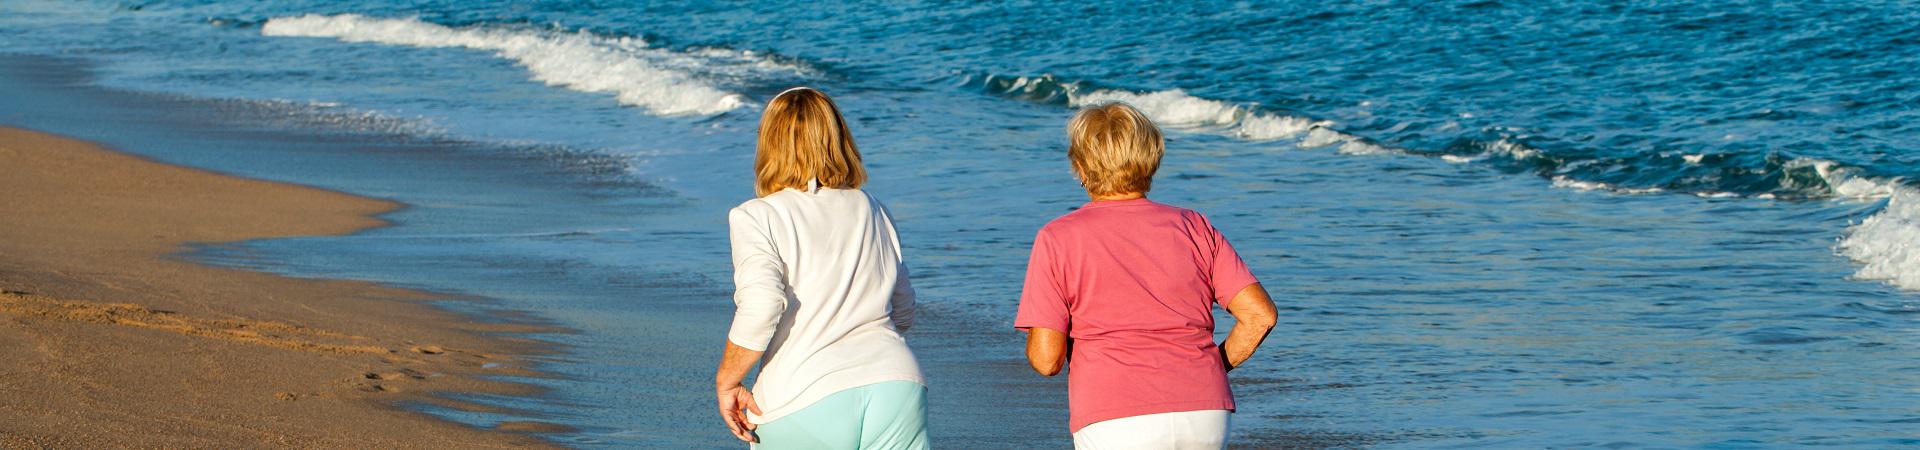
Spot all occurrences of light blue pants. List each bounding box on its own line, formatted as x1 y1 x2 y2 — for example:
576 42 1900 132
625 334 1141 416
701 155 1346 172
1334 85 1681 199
751 381 929 450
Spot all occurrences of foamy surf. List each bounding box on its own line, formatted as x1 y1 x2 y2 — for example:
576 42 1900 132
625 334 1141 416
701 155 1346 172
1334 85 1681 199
1772 157 1918 292
262 14 799 116
1068 88 1420 161
1839 190 1920 291
1066 88 1331 141
1829 173 1920 291
1551 176 1666 195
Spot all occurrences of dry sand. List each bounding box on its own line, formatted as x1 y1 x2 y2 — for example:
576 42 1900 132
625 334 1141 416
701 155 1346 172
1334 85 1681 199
0 127 565 448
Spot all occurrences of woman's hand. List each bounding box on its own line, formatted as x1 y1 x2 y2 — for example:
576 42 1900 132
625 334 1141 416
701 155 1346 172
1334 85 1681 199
716 384 762 443
715 341 767 443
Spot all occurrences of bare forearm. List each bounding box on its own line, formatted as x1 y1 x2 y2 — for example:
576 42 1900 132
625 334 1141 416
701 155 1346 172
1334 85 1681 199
715 341 764 389
1219 283 1278 371
1220 320 1273 370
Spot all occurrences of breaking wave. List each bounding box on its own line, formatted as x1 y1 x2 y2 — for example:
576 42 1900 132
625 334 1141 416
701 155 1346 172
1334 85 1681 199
263 14 804 116
1836 185 1920 291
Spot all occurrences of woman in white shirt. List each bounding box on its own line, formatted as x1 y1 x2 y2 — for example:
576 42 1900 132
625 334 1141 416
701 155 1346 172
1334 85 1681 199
714 87 927 450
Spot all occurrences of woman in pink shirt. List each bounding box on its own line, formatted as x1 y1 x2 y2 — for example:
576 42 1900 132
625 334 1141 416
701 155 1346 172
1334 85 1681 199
1015 102 1280 449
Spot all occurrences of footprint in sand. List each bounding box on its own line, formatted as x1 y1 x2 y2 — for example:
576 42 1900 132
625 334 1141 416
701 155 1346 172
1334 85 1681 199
351 367 433 393
363 368 429 381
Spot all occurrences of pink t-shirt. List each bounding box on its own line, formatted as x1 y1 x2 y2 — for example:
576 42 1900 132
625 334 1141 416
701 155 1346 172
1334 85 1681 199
1014 198 1260 432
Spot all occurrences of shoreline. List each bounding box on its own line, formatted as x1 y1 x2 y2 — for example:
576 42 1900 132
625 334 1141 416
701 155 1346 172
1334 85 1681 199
0 127 564 448
0 53 1339 447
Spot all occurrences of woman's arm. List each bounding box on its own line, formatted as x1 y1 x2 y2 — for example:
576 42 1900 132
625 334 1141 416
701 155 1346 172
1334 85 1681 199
1015 229 1071 377
727 208 788 351
715 341 764 443
717 207 784 443
1024 327 1069 376
1220 283 1278 371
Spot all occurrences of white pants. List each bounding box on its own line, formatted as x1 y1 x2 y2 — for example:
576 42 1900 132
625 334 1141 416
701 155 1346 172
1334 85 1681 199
1072 410 1230 450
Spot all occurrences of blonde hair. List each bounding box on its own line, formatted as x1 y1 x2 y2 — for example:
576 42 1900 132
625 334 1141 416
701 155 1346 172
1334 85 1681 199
754 87 866 197
1067 102 1164 196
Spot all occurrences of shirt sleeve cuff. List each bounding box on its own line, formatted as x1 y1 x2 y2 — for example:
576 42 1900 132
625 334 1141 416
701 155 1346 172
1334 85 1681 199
1013 319 1069 332
725 326 771 351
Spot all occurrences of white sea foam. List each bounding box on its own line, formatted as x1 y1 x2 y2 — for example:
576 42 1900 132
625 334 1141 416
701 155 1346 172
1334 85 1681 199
1435 138 1545 166
1067 88 1331 141
1071 89 1236 126
1065 88 1415 160
1298 127 1352 149
1798 158 1900 199
1809 159 1920 290
1551 176 1664 195
262 14 799 116
1551 176 1609 191
1484 138 1540 160
1839 189 1920 291
1235 114 1328 141
1337 140 1395 156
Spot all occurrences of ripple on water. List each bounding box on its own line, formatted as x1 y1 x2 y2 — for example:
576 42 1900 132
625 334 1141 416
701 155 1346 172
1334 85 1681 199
1735 327 1839 346
1841 301 1920 315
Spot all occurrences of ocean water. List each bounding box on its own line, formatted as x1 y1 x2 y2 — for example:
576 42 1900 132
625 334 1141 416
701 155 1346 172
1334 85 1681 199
2 0 1917 448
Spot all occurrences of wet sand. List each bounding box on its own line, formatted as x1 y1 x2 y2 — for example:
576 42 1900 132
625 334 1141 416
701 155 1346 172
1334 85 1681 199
0 127 561 448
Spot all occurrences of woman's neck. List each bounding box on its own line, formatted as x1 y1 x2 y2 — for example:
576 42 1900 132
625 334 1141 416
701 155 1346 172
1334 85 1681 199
1089 191 1146 202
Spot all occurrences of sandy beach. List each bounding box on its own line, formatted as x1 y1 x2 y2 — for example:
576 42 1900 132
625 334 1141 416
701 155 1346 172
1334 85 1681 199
0 127 561 448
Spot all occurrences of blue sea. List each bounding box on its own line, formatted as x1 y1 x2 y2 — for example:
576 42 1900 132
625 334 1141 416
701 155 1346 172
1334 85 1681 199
2 0 1917 448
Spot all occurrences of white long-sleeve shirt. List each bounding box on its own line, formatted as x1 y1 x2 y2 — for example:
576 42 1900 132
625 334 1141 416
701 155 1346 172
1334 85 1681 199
727 186 923 424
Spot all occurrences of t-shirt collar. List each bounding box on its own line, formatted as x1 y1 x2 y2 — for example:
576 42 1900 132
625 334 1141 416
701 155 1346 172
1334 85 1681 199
1080 197 1152 209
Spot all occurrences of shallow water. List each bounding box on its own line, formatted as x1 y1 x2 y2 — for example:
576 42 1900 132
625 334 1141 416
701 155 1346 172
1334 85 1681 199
3 1 1917 448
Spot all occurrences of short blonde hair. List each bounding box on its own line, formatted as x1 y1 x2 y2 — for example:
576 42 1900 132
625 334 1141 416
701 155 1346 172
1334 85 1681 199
1067 102 1164 196
754 88 866 197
